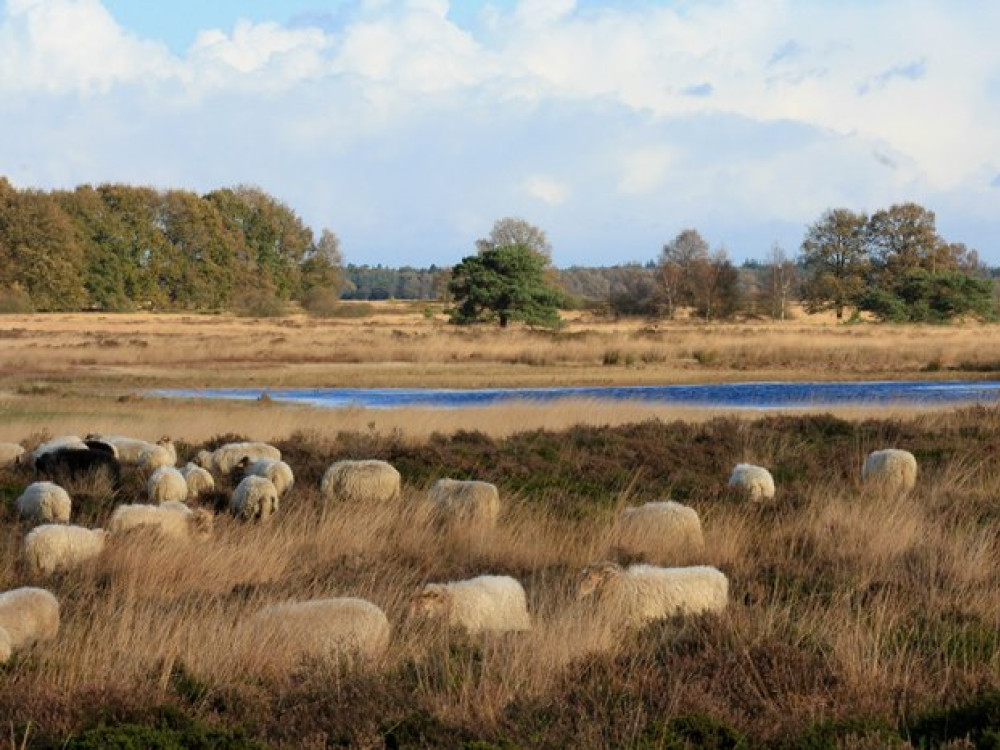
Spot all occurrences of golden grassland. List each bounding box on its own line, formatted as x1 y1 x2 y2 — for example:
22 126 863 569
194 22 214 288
4 308 1000 746
2 411 1000 747
2 304 1000 444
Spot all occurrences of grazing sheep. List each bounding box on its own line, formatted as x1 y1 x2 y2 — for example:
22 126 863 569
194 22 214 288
862 448 917 495
321 460 400 504
196 442 281 475
23 524 106 576
427 478 500 527
231 475 279 521
616 501 704 561
250 597 390 661
87 435 159 465
239 457 294 497
29 436 87 462
108 501 213 540
17 482 71 524
728 463 776 502
138 443 175 471
147 466 188 504
411 575 532 634
0 443 24 466
179 462 215 499
0 587 59 663
576 562 728 628
35 447 121 487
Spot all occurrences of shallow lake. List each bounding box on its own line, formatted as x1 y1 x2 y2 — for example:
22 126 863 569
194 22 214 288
155 380 1000 410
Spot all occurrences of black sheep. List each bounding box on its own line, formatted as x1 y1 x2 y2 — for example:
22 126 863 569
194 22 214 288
35 447 122 487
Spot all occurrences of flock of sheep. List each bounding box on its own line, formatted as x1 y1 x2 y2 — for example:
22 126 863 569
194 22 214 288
0 434 919 666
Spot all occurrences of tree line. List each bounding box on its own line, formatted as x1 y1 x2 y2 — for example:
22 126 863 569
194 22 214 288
0 179 342 312
0 177 993 325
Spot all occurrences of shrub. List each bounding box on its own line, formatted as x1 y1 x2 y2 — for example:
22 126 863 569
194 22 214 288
232 289 286 318
0 285 33 314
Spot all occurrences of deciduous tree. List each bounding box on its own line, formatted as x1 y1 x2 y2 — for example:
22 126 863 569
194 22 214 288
800 208 869 319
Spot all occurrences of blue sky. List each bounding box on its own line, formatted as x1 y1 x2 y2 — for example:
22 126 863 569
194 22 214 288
1 0 998 267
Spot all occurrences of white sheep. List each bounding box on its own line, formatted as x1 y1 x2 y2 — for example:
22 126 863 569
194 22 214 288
196 442 281 475
108 501 213 540
0 442 25 466
0 587 60 663
87 435 158 464
17 482 71 524
411 574 532 634
179 462 215 499
616 501 704 562
231 475 279 521
138 444 175 471
147 466 188 504
321 460 400 504
249 597 390 661
23 524 106 576
862 448 917 495
427 478 500 527
576 562 728 628
728 463 776 502
241 458 294 497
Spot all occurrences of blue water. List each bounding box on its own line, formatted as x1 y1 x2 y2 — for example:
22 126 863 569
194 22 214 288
153 380 1000 410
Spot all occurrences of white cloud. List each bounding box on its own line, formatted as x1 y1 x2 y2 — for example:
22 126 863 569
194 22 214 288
0 0 176 94
524 174 569 205
1 0 999 264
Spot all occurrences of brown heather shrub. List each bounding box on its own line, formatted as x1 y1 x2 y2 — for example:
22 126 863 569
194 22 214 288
3 409 1000 745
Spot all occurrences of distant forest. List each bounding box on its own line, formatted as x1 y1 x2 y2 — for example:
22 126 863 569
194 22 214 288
1 179 996 321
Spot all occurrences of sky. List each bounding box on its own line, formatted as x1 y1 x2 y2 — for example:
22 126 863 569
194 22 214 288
1 0 999 268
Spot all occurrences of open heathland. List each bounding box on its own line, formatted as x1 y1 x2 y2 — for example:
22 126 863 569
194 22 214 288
3 308 1000 445
2 408 1000 747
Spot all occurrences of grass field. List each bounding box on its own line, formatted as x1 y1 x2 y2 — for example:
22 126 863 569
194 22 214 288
3 309 1000 747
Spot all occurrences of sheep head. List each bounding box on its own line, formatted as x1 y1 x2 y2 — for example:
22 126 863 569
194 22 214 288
410 584 448 618
576 562 623 599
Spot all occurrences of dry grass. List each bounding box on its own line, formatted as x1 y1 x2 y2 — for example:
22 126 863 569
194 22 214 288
2 411 1000 746
4 308 1000 745
2 308 1000 393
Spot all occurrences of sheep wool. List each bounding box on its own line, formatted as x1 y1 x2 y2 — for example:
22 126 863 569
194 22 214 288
108 502 213 540
17 482 72 524
728 463 776 502
139 445 175 471
862 448 917 495
91 435 159 465
0 587 59 663
0 442 24 466
198 442 282 474
428 479 500 526
577 562 728 628
244 458 295 497
147 466 188 504
321 460 400 504
231 475 279 521
617 501 704 561
251 597 390 660
24 524 106 576
412 574 532 634
180 462 215 499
